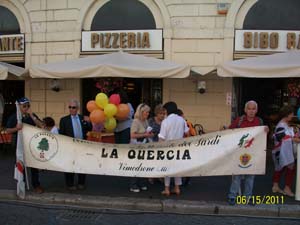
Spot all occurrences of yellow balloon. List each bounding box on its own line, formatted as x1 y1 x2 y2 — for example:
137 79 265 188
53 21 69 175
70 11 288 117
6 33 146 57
104 103 117 118
95 93 108 109
104 117 117 131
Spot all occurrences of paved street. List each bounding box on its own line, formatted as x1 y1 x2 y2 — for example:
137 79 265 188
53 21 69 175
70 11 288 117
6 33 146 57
0 201 300 225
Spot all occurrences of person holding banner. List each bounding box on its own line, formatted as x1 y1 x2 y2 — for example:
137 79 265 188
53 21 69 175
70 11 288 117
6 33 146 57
227 100 265 205
114 90 134 144
272 105 300 197
148 104 166 184
159 102 189 196
59 99 92 191
129 103 154 193
42 117 59 134
6 97 44 194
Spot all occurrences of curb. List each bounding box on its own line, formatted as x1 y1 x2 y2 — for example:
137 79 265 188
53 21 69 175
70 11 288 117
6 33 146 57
0 190 299 218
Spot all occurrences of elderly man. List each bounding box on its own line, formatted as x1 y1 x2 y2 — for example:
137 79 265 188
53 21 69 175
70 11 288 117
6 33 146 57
59 99 92 191
227 100 266 205
6 97 44 194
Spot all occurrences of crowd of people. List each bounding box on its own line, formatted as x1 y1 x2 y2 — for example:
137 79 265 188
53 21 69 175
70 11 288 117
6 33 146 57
4 95 298 204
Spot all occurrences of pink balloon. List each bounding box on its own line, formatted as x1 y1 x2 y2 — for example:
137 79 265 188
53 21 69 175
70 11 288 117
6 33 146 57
109 94 121 105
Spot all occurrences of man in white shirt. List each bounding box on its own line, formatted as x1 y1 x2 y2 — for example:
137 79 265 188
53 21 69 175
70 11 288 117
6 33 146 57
158 101 189 196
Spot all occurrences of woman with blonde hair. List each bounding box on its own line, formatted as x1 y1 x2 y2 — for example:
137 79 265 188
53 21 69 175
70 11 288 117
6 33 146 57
129 103 154 192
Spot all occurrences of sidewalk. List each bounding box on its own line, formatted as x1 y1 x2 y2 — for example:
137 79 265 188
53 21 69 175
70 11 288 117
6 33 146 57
0 151 299 218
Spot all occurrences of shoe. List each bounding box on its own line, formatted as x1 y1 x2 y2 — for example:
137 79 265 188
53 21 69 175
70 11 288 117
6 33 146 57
130 186 140 193
228 198 235 206
140 186 148 191
272 185 284 194
148 178 154 185
171 188 181 195
67 186 77 191
283 187 295 197
78 184 85 190
161 190 170 196
33 186 44 194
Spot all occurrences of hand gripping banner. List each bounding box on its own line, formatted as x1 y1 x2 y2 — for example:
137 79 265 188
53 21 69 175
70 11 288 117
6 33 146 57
22 124 267 177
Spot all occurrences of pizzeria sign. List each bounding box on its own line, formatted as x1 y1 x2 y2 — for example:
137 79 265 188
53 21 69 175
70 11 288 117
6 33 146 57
82 29 163 52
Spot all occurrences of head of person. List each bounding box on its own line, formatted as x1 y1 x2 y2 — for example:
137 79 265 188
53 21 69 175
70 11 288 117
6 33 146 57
278 105 294 122
68 99 80 116
17 97 31 113
42 117 55 131
176 109 184 117
116 89 129 104
134 103 151 121
154 104 166 121
163 101 178 116
274 127 285 142
244 100 258 119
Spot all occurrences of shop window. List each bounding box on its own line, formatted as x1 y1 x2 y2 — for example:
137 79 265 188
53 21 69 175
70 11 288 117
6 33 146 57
91 0 156 30
82 78 162 116
243 0 300 30
0 6 20 34
0 80 24 127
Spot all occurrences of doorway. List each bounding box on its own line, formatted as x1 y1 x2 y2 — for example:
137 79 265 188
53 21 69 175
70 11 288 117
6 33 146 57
0 80 25 126
81 78 162 115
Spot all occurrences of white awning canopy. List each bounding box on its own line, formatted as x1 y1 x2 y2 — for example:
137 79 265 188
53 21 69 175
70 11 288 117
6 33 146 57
29 52 190 79
217 51 300 78
0 63 8 80
0 62 26 80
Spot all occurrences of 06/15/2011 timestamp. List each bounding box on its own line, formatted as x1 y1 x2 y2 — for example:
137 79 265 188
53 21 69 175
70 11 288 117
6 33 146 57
236 195 285 205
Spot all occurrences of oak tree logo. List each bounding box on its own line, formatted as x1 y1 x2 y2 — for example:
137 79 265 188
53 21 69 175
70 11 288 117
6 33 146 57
37 138 49 159
30 132 58 162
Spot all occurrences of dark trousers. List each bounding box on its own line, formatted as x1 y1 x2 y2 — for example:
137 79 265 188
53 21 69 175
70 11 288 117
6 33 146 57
64 172 86 187
30 168 40 188
115 128 130 144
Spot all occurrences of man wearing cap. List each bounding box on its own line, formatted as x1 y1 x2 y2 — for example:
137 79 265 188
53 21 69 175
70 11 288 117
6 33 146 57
6 97 44 194
59 99 92 191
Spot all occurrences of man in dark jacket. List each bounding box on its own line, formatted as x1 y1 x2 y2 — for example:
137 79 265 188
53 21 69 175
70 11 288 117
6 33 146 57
59 99 92 191
6 97 44 194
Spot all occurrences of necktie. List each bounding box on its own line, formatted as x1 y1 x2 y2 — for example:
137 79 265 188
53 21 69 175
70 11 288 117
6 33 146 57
73 116 83 139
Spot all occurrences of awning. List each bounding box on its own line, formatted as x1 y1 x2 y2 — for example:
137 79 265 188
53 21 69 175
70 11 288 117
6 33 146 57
29 52 190 79
217 51 300 78
0 63 8 80
0 62 26 80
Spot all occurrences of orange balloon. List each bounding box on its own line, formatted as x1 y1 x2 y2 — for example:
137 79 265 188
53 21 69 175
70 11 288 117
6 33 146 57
86 100 99 113
89 109 105 124
115 104 130 120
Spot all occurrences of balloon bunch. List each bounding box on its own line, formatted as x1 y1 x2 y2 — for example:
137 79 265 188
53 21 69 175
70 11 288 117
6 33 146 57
86 93 130 132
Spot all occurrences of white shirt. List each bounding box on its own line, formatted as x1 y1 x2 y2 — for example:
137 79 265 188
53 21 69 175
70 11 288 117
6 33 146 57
50 126 59 134
158 114 189 140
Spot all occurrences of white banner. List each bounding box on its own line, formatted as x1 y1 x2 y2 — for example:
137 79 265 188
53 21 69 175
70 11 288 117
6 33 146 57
23 124 267 177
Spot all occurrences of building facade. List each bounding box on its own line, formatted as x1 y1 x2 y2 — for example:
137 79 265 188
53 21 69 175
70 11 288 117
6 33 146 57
0 0 299 132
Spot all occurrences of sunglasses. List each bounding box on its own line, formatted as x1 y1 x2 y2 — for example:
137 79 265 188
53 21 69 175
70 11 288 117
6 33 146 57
68 106 77 109
21 104 30 108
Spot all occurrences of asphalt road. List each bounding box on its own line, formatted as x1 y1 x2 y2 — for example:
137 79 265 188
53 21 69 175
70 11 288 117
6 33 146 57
0 201 299 225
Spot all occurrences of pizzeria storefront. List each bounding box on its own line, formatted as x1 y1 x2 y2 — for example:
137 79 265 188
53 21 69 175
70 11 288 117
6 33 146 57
227 0 300 132
1 0 299 134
